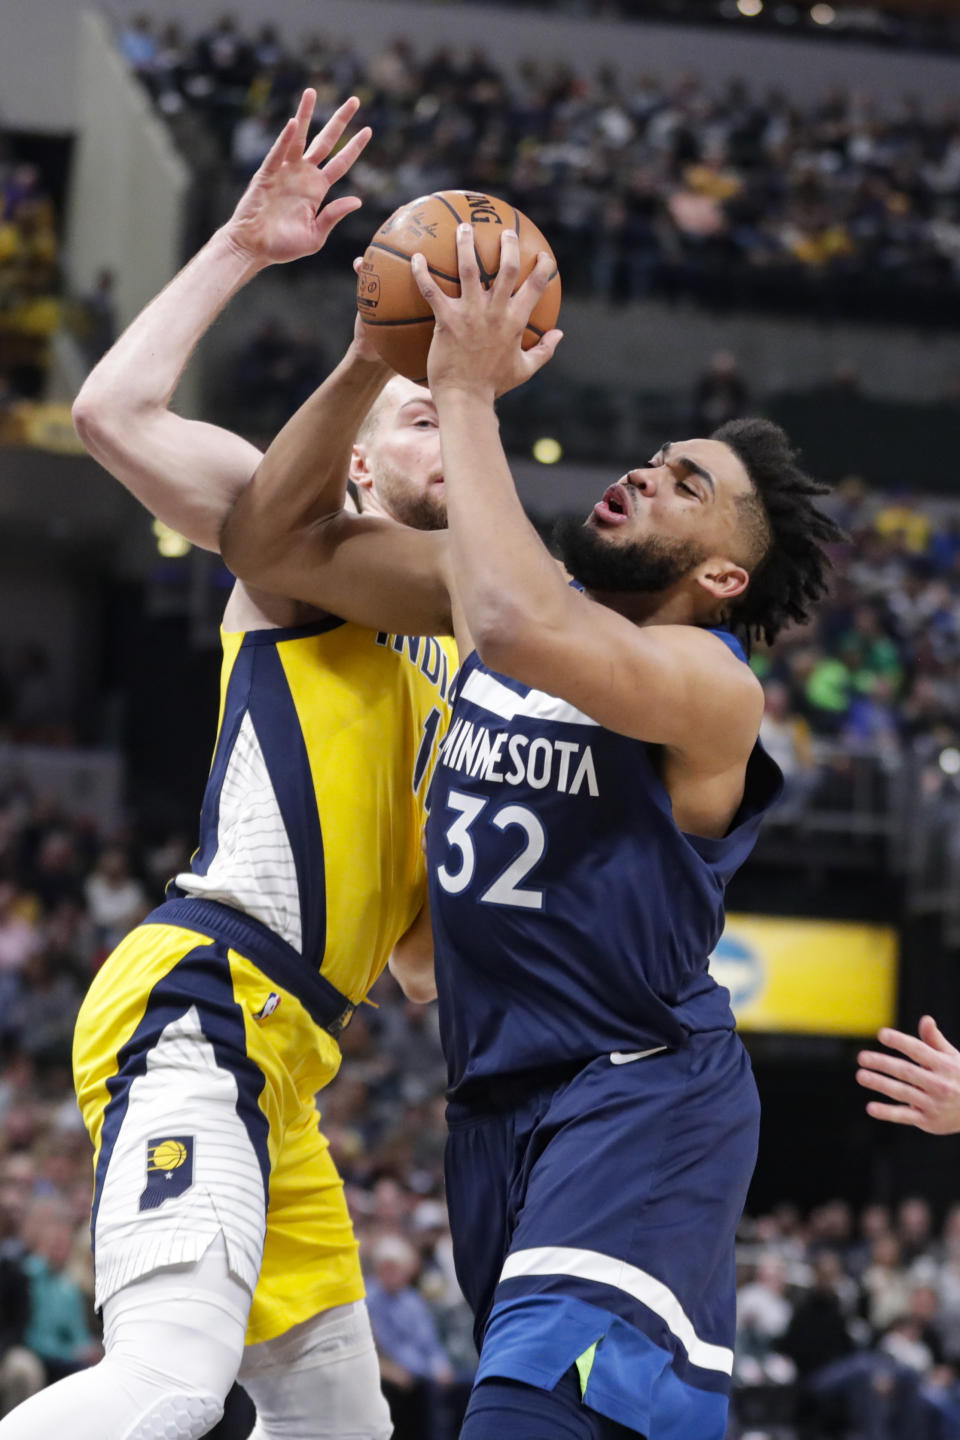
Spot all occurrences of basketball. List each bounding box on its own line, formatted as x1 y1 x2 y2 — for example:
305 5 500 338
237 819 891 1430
356 190 562 383
150 1140 188 1171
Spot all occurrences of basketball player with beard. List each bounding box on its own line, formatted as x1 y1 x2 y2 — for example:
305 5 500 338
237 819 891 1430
223 227 843 1440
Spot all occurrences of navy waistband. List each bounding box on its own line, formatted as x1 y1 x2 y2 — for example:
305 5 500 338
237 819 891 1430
146 896 355 1038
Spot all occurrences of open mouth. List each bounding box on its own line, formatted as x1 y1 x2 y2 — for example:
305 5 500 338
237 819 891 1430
593 483 630 526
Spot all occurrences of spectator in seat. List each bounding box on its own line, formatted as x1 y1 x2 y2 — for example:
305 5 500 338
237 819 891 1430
0 1182 37 1418
19 1204 98 1387
366 1234 453 1440
82 848 148 955
691 349 749 434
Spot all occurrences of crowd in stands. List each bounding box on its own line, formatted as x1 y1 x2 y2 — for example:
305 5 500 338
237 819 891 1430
121 13 960 324
752 477 960 833
0 141 60 429
735 1198 960 1437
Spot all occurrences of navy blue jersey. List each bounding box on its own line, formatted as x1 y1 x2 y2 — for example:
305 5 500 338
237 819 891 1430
427 628 782 1101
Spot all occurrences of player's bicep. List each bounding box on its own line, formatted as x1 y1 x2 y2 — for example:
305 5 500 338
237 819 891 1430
503 608 762 755
232 512 454 636
76 407 263 553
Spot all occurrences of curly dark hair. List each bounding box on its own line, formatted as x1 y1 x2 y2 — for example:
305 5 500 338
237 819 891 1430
712 417 844 647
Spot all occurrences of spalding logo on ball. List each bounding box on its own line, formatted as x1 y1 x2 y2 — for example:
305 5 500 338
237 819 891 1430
357 190 562 383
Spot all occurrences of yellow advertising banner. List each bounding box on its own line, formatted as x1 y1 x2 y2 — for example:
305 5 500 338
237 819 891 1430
711 914 898 1036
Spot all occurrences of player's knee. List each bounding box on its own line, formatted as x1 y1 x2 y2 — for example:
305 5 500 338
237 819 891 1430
240 1302 392 1439
121 1389 224 1440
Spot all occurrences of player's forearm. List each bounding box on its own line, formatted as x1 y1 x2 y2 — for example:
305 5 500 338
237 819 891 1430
71 228 267 550
436 389 572 669
221 342 391 578
73 228 260 432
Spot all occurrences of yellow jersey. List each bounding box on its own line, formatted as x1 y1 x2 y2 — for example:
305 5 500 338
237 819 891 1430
167 617 456 1011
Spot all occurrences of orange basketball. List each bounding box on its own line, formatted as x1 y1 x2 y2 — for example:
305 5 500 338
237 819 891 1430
356 190 562 383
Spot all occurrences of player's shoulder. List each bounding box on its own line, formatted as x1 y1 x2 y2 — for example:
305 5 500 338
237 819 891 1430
651 623 764 744
641 620 758 675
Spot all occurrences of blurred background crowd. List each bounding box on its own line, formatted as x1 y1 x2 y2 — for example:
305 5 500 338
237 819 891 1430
116 11 960 325
0 149 61 418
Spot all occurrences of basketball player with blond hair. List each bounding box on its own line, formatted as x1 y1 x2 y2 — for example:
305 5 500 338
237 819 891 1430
0 92 454 1440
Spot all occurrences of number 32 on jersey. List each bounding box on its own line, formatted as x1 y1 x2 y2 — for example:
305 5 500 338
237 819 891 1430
435 790 546 911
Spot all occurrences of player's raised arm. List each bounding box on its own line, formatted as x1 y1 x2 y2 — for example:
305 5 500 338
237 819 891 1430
857 1017 960 1134
72 91 370 551
412 225 839 767
220 310 454 637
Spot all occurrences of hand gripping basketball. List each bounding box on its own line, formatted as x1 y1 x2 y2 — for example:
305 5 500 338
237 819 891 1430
356 190 562 384
412 224 563 398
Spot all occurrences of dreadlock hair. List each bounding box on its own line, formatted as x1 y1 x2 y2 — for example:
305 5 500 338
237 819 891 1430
711 417 845 648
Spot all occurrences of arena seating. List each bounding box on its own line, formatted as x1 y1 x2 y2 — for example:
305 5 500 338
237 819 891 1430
120 16 960 328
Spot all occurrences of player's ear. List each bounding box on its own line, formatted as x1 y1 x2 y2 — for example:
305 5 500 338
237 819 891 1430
350 443 374 491
697 558 749 602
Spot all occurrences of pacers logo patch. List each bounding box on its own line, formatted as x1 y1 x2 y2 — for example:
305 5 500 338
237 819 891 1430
139 1136 194 1212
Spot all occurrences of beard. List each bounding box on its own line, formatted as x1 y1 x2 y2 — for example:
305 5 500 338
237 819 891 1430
372 465 448 532
554 514 705 593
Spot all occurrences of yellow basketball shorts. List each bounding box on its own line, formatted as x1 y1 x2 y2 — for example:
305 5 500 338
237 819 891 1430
73 905 364 1346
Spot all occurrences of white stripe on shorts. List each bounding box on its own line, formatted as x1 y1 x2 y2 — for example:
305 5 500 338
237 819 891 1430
94 1005 266 1310
499 1245 734 1375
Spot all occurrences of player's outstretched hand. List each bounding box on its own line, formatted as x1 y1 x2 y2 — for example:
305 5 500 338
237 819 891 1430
411 225 563 400
856 1015 960 1134
224 90 371 269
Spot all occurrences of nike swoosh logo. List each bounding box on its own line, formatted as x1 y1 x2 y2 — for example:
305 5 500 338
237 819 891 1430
610 1046 668 1065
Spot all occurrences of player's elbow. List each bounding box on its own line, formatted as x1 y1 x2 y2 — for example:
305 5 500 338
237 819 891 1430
72 385 115 457
220 503 276 586
72 381 146 462
388 953 437 1004
219 506 250 577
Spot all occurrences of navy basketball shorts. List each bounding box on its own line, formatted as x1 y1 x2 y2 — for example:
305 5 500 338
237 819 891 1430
444 1030 760 1439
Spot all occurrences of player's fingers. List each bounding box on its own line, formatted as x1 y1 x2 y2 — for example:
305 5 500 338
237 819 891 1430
856 1050 933 1088
876 1026 942 1067
314 196 364 246
411 252 447 314
524 328 564 374
493 230 521 304
855 1067 931 1106
512 250 557 320
304 95 361 163
865 1100 930 1128
353 255 364 275
456 224 483 295
319 126 372 188
291 88 318 157
857 1052 937 1091
259 117 297 175
919 1015 959 1056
